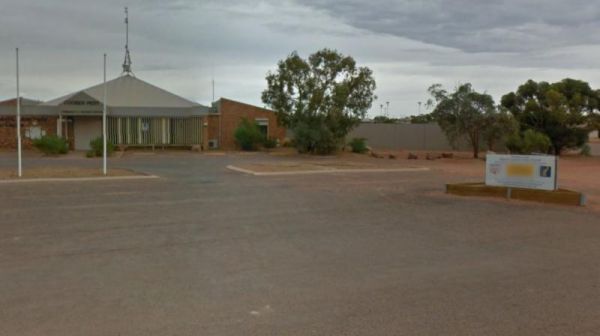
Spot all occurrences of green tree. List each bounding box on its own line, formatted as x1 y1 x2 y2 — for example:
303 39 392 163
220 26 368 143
372 115 397 123
427 83 496 158
590 103 600 138
501 78 598 155
506 129 552 154
482 110 518 151
409 113 435 124
261 49 376 154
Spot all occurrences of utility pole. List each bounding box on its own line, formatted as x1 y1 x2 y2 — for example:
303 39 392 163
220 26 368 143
418 101 426 150
385 101 390 117
103 54 108 175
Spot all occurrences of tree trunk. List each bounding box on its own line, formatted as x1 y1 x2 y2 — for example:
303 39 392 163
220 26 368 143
552 141 561 156
471 130 480 159
487 139 495 152
554 147 561 156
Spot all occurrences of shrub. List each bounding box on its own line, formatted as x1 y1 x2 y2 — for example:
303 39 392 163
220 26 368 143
581 144 592 157
348 137 368 153
234 118 265 151
292 122 339 155
281 138 294 147
263 137 278 149
88 137 115 157
506 130 552 154
32 135 69 155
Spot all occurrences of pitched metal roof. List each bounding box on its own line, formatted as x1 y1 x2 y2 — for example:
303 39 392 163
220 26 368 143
0 97 42 106
43 75 203 108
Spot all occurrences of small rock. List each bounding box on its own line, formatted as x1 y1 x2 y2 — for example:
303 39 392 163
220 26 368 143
408 153 418 160
388 154 396 159
426 153 436 160
441 152 454 159
371 151 384 159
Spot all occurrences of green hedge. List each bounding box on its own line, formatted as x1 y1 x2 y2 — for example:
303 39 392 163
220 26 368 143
88 137 115 157
32 135 69 155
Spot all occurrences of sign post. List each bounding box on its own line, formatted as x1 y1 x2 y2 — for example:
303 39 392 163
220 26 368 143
485 154 558 191
16 48 22 177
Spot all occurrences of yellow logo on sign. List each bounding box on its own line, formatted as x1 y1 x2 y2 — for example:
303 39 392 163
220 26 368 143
506 164 534 177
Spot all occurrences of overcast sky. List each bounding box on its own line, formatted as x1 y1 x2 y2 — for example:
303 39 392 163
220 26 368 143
1 0 600 117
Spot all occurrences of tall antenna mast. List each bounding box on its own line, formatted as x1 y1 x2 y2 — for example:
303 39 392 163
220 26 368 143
211 63 215 102
122 6 133 75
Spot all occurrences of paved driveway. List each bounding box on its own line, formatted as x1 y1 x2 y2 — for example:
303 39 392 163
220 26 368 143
1 152 599 335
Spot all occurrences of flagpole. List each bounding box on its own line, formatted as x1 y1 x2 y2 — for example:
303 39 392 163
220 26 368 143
16 48 22 177
103 53 107 176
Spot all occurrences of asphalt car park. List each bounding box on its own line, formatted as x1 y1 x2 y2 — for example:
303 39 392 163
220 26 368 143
1 151 599 335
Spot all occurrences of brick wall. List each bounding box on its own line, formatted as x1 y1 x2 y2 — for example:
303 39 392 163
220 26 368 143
0 116 57 149
202 114 221 150
209 98 286 150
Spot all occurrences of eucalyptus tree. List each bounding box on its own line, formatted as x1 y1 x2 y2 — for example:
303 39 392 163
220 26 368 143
501 78 598 154
427 83 497 158
262 49 376 154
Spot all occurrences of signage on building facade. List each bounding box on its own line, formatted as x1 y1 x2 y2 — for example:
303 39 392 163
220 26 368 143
61 110 103 116
65 100 100 106
485 154 558 191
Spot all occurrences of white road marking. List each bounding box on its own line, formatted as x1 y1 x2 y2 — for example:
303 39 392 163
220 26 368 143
227 165 429 176
249 305 273 317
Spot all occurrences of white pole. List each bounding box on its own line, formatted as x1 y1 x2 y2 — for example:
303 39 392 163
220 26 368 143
16 48 22 177
103 54 107 176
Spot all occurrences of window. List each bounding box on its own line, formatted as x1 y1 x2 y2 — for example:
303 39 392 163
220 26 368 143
255 118 268 137
25 126 45 140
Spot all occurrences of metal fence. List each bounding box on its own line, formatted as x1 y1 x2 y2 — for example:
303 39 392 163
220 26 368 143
107 116 202 146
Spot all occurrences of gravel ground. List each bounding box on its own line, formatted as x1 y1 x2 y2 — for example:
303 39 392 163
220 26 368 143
1 151 599 335
0 167 140 179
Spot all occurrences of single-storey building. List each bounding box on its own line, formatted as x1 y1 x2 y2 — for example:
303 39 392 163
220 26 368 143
0 75 285 151
1 9 285 152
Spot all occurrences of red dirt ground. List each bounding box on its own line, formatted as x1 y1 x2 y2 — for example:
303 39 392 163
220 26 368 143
375 151 600 212
263 148 600 212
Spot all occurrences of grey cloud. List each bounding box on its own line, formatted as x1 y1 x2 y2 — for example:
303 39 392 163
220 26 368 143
297 0 600 53
1 0 600 117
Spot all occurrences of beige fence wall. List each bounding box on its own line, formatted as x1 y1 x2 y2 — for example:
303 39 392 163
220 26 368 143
350 124 600 155
348 123 467 151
